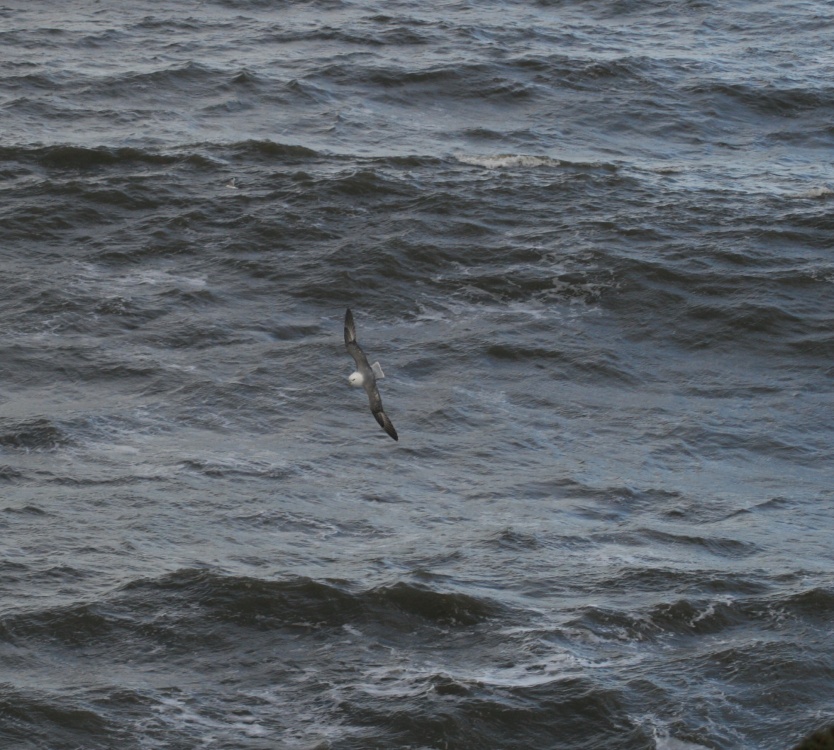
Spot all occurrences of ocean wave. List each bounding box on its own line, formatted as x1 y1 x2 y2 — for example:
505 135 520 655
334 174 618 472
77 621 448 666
0 140 323 174
26 144 182 170
3 567 831 749
568 580 834 646
0 417 72 451
1 570 499 650
0 685 112 750
455 153 619 171
10 567 830 666
686 80 834 117
227 138 322 161
315 60 537 103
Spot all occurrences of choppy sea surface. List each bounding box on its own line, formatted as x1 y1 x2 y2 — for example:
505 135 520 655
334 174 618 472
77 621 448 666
2 2 833 748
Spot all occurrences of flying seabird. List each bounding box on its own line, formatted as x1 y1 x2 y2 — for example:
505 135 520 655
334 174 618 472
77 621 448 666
344 308 398 441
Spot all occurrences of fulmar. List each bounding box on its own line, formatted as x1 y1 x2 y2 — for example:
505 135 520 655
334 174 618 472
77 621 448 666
344 308 398 441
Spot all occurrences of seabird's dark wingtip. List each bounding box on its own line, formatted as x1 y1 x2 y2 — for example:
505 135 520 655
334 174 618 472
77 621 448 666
374 409 398 441
344 308 356 348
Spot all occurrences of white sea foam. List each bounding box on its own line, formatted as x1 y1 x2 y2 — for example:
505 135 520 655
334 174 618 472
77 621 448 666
456 154 562 169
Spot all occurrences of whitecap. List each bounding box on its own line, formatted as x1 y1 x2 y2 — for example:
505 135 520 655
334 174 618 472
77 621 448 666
455 153 562 169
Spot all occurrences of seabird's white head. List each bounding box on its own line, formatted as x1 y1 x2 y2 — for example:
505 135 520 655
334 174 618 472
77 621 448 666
348 371 364 387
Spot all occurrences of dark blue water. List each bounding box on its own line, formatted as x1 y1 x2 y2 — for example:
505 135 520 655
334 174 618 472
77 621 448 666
1 2 833 748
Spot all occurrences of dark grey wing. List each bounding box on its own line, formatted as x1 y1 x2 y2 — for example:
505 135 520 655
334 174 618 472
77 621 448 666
373 409 398 441
364 381 398 441
344 308 357 349
344 308 371 371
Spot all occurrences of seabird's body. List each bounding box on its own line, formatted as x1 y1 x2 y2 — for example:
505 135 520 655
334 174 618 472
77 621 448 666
344 308 398 441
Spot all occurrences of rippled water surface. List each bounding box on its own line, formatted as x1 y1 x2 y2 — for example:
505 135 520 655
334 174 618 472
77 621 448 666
1 2 833 748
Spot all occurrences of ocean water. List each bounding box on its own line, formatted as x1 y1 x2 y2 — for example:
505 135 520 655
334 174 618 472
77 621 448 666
1 2 833 748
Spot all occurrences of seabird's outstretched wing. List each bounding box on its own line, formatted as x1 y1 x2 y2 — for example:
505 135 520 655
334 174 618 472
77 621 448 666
344 308 368 372
344 308 399 441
